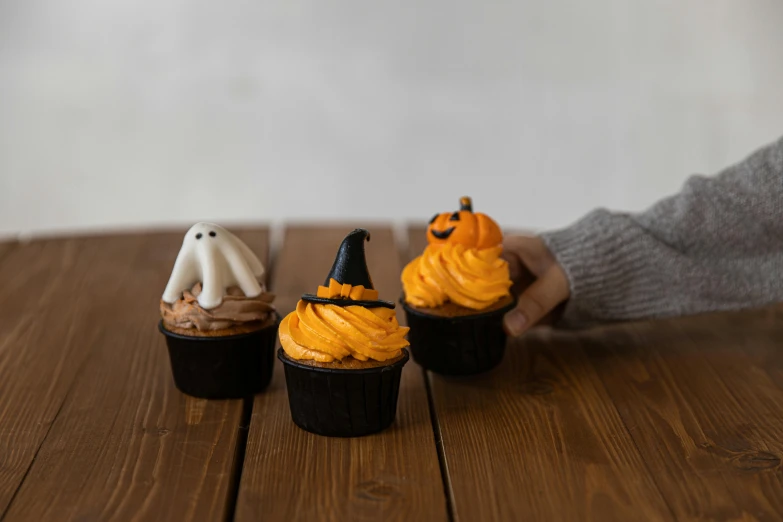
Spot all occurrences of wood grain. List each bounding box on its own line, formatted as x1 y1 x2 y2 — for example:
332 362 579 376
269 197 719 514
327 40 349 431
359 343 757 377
406 225 673 522
585 305 783 521
236 226 448 522
1 229 268 522
0 235 156 516
3 224 777 521
0 241 16 263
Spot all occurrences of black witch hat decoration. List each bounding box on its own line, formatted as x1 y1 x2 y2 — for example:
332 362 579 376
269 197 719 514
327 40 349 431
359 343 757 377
301 228 395 309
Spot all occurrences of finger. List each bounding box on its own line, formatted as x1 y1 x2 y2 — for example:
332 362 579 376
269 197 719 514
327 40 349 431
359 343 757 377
503 265 569 337
502 235 538 283
503 235 556 277
501 248 524 282
503 234 538 253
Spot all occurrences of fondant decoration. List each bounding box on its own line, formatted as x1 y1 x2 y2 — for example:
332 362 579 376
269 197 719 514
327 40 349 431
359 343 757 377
162 223 265 310
427 196 503 249
301 229 394 309
316 279 379 301
280 228 408 363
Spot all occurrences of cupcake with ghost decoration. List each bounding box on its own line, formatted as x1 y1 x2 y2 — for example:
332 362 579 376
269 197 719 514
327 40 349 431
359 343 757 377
401 197 514 375
278 228 410 437
159 223 279 398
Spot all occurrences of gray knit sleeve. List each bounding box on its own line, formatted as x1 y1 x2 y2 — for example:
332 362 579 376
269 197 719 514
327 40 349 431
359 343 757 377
540 136 783 328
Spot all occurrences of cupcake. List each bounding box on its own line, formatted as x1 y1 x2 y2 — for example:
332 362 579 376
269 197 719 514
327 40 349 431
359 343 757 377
158 222 279 399
278 228 410 437
401 197 514 375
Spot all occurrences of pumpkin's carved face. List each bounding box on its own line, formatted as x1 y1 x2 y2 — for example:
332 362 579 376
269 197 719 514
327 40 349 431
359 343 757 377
427 197 503 249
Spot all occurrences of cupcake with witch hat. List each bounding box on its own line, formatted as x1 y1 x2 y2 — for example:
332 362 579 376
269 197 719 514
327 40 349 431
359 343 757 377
278 228 410 437
401 197 514 375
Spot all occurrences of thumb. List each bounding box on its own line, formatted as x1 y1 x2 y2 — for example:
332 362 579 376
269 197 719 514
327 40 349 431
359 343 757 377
503 265 569 337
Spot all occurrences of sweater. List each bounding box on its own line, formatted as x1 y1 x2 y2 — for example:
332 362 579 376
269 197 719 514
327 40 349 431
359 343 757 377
541 135 783 328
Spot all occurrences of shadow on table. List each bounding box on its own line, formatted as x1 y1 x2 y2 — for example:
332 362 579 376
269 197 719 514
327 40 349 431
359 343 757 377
427 303 783 417
425 327 589 417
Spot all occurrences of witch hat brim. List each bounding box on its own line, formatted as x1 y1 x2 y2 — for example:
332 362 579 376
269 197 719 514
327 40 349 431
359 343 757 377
301 296 395 308
301 228 395 309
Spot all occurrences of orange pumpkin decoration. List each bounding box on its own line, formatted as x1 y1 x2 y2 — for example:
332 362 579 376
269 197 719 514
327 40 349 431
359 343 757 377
427 197 503 249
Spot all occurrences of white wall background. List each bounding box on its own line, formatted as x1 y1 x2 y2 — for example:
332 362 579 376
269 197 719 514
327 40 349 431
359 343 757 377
1 0 782 237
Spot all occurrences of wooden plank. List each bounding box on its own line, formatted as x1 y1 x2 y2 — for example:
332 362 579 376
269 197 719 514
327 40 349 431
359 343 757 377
236 226 448 522
0 234 155 515
406 225 673 521
0 240 16 263
585 305 783 521
1 228 268 522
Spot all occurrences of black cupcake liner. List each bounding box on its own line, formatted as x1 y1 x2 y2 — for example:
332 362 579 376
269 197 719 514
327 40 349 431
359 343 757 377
278 348 410 437
401 298 515 376
159 316 280 399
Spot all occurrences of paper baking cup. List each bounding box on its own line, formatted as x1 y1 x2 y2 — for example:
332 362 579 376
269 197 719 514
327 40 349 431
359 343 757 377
159 316 279 399
401 298 515 375
278 348 410 437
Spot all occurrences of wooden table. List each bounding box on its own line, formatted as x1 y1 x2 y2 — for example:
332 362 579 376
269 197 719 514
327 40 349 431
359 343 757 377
1 225 781 522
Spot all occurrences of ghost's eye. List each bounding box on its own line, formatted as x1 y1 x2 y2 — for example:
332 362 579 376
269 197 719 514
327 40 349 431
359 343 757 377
209 231 216 237
449 212 460 221
195 233 203 239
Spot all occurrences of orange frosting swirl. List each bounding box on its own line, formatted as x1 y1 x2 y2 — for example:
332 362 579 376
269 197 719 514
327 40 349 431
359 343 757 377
279 300 410 362
402 244 512 310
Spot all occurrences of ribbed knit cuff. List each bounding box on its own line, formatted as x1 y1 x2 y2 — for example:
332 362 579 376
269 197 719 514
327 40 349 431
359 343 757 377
540 209 662 328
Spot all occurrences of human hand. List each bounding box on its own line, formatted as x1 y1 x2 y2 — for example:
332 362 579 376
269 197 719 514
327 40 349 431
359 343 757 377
502 235 570 337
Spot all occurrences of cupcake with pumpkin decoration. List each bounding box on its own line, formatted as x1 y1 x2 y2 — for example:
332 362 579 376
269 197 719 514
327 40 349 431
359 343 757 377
401 197 514 375
278 228 410 437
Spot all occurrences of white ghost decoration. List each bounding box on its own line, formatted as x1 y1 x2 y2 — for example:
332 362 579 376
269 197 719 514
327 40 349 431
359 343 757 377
162 223 265 310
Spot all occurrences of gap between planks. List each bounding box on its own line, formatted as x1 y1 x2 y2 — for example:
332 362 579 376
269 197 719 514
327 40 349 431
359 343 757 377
234 225 449 522
0 230 264 522
224 224 284 522
394 225 456 522
405 225 675 521
224 398 254 522
423 369 456 522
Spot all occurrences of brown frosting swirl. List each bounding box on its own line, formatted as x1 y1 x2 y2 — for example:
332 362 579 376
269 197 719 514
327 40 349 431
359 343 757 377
160 283 276 331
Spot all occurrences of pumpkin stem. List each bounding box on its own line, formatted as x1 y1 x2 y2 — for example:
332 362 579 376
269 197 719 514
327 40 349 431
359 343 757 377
459 196 473 212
